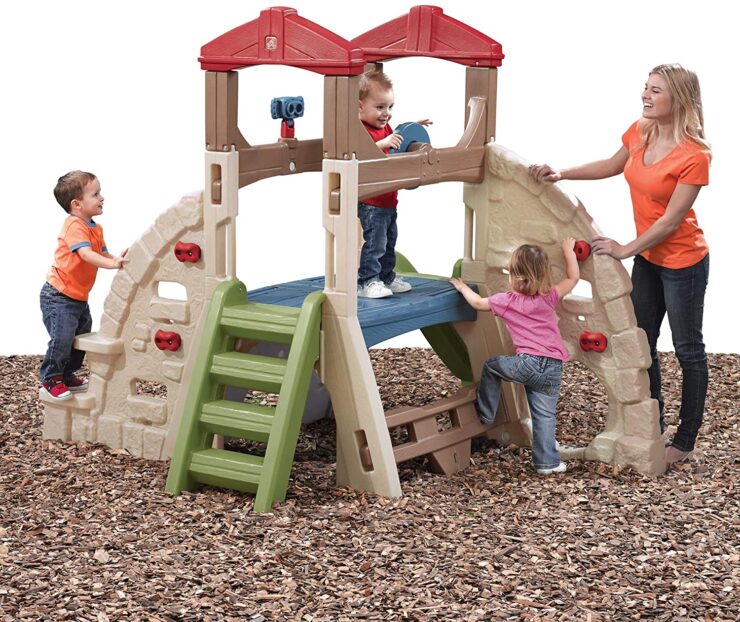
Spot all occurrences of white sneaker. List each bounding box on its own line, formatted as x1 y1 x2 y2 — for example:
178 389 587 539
387 277 412 293
358 281 393 298
536 462 567 475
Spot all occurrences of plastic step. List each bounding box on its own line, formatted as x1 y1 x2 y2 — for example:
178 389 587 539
210 352 287 393
200 399 275 442
220 303 299 344
188 448 264 494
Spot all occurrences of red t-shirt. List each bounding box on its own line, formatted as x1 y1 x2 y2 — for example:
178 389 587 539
47 216 107 301
622 121 710 268
362 122 398 208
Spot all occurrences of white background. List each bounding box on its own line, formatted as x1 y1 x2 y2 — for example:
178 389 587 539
1 1 735 356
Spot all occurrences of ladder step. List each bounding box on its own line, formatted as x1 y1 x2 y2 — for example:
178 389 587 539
200 399 275 442
210 352 287 393
188 448 264 493
221 303 299 344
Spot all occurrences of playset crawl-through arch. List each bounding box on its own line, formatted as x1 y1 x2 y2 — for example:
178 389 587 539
40 6 665 512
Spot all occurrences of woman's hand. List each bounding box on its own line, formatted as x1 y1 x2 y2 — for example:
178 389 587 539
416 119 433 126
529 163 562 183
591 235 629 259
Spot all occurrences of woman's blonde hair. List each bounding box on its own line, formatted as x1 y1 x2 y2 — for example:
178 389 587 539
508 244 552 296
640 63 711 154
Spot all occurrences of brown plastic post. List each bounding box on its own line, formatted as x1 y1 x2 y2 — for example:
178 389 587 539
205 71 249 153
465 67 498 143
205 72 218 152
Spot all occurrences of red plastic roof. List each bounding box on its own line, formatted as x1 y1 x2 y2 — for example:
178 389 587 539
199 7 365 75
351 5 504 67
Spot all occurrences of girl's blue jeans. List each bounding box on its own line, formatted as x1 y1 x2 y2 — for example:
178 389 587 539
39 282 92 383
476 353 563 469
631 254 709 452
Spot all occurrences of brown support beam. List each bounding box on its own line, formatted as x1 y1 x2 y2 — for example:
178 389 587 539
357 145 486 200
236 139 323 188
465 67 498 142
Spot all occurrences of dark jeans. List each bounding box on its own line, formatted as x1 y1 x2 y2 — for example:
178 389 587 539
39 282 92 383
476 354 563 469
631 254 709 451
357 202 397 288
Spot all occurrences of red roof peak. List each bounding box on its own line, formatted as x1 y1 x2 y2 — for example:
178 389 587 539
199 6 365 75
352 5 504 67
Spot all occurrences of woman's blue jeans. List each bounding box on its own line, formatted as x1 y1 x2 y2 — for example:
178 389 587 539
631 254 709 452
39 282 92 383
357 202 397 288
476 354 563 469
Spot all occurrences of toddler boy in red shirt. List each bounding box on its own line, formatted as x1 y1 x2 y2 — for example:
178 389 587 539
357 70 431 298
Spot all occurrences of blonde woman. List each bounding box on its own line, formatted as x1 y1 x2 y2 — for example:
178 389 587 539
529 64 711 464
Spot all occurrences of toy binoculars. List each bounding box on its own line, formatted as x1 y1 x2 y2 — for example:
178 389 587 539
271 96 305 120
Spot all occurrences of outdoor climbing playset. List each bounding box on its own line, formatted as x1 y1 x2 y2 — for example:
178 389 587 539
40 6 666 512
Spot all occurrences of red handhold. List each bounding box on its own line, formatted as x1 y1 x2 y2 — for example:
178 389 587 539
579 331 608 353
174 241 201 263
574 240 591 261
579 333 592 350
154 330 182 352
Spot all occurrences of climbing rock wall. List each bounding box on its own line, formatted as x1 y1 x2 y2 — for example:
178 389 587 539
41 192 210 460
462 143 665 475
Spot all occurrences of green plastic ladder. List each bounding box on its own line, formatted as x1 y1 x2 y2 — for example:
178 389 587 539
165 279 325 512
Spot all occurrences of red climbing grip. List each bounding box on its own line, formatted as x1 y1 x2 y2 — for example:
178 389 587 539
174 241 201 263
154 330 182 352
579 331 608 353
574 240 591 261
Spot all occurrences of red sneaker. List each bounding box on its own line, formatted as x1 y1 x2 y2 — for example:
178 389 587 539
64 376 89 392
43 376 72 401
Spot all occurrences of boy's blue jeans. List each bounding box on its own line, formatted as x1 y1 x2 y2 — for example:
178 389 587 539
631 254 709 452
476 353 563 469
39 282 92 384
357 202 397 288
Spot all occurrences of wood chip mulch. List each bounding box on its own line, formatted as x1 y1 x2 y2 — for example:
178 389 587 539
1 350 738 621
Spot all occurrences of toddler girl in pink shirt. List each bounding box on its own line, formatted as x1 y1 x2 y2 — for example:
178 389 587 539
450 238 579 474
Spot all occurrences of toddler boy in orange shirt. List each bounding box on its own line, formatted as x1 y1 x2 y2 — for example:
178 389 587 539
40 171 127 400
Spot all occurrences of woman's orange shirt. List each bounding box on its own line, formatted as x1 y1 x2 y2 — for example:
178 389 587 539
622 121 710 269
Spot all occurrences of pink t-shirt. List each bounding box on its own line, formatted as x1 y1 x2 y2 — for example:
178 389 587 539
488 289 569 361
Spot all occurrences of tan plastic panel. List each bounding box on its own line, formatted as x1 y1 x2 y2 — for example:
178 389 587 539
460 143 665 475
42 192 211 461
321 157 402 497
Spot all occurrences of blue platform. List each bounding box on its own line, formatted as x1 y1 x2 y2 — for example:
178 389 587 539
248 275 476 348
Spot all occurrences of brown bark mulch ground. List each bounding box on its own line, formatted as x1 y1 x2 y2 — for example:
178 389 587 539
1 351 738 621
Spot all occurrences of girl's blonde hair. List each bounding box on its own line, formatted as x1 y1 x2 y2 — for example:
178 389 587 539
640 63 711 154
508 244 552 296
